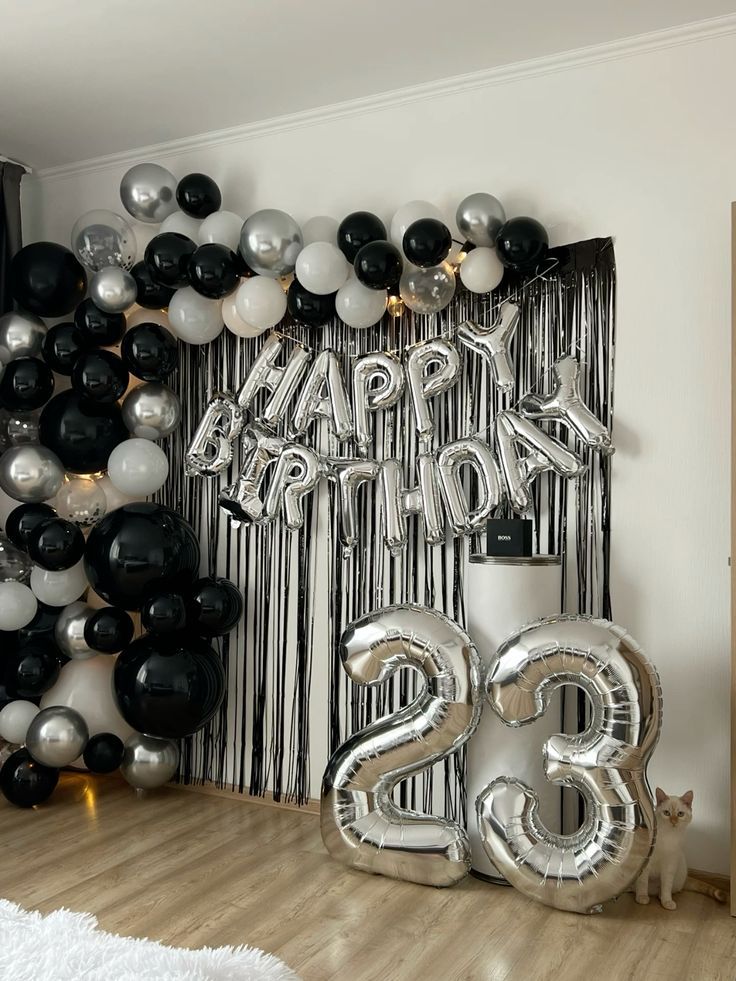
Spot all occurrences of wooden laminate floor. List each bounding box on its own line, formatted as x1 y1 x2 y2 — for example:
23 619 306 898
1 773 733 981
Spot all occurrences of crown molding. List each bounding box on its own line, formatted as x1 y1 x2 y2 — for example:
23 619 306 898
33 13 736 183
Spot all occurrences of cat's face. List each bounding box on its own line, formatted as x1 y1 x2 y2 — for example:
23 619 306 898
655 787 693 829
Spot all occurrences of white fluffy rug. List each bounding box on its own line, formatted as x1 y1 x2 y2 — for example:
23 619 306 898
0 900 300 980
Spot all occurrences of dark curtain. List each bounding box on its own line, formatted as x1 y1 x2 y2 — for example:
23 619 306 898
0 162 24 313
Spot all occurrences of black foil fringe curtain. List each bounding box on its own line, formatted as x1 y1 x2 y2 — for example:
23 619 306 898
157 236 616 820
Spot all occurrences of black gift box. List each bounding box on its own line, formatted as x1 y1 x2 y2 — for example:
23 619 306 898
486 518 533 557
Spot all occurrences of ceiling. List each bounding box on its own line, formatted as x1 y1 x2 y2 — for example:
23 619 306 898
2 0 734 170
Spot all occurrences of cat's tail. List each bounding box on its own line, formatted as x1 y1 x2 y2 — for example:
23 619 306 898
684 876 728 903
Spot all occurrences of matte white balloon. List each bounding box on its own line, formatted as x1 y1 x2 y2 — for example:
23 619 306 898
222 292 266 338
160 211 202 240
95 474 140 511
168 287 224 344
107 438 169 496
390 201 443 252
0 581 37 629
30 559 88 607
197 210 244 252
459 247 505 293
0 700 39 744
302 215 339 247
335 276 387 329
0 311 46 363
295 242 350 295
53 477 107 527
234 277 287 330
41 656 135 743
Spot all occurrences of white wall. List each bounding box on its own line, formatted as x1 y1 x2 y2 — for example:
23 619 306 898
23 30 734 873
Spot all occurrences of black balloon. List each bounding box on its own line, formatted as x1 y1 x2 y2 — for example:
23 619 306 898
354 240 403 291
83 733 124 774
71 349 129 403
27 517 85 571
176 173 222 218
496 217 549 271
74 299 126 347
287 280 336 327
0 748 59 808
402 218 452 268
10 242 87 318
187 577 243 637
84 606 135 653
39 390 128 474
120 323 178 382
18 601 62 647
337 212 386 262
5 640 60 698
5 503 56 550
0 357 55 411
130 260 176 309
84 502 200 609
141 590 187 634
187 244 240 299
114 633 225 739
144 233 196 288
41 321 88 375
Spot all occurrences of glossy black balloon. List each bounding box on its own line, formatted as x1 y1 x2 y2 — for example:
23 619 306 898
71 349 129 403
496 217 549 271
83 733 124 773
0 748 59 807
354 240 403 291
74 299 125 347
10 242 87 318
130 260 175 309
144 233 196 288
141 590 187 634
5 503 56 550
187 244 240 299
113 633 225 739
187 577 243 637
5 640 60 698
337 212 386 262
41 321 88 375
402 218 453 268
287 280 336 327
120 323 178 382
84 606 135 653
84 502 200 610
176 173 222 218
39 389 128 474
27 517 85 571
17 601 62 646
0 357 55 411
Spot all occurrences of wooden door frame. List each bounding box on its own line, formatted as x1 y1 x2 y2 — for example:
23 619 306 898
731 202 736 916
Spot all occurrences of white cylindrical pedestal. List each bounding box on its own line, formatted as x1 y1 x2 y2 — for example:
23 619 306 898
466 554 562 882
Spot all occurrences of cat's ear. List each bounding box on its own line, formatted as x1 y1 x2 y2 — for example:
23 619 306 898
681 790 694 806
655 787 667 804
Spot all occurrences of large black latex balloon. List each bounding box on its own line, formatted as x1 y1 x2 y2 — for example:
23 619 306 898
120 323 178 382
0 357 55 411
496 217 549 271
5 504 56 550
83 733 124 774
71 350 129 403
10 242 87 318
187 577 243 637
41 322 88 375
176 173 221 218
187 244 240 298
144 233 196 288
354 240 403 291
18 602 62 647
27 517 85 571
403 218 453 268
337 212 386 262
84 502 200 609
0 748 59 808
5 640 60 698
39 390 127 474
130 260 175 309
84 606 135 653
141 590 187 634
114 633 225 739
287 280 336 328
74 299 126 347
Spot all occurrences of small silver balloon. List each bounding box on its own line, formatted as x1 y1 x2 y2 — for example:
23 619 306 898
121 733 180 790
0 409 40 446
54 601 96 660
25 705 89 768
0 311 46 363
399 261 456 316
239 208 303 278
0 444 64 503
0 534 31 583
456 192 506 248
89 266 137 313
122 383 181 439
120 162 178 224
71 208 137 271
53 477 106 527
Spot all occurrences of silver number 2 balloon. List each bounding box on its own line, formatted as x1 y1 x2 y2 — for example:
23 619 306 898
321 604 482 887
476 615 662 914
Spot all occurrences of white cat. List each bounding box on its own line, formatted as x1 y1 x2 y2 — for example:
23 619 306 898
635 788 727 910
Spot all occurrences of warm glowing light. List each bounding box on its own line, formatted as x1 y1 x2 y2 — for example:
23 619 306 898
387 296 404 319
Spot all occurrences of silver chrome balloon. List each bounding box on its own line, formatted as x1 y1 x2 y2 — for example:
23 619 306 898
89 266 137 313
321 604 482 887
0 311 46 363
186 393 244 477
352 352 404 449
239 208 303 278
0 444 64 503
328 458 381 555
71 209 136 271
457 300 520 394
399 261 456 316
0 534 31 583
120 162 179 224
477 615 662 914
263 442 321 531
25 705 89 768
120 733 180 790
219 425 284 525
235 333 312 429
437 437 502 535
380 455 445 553
519 356 615 455
54 601 96 660
455 192 506 248
122 383 181 440
291 350 353 441
406 338 461 441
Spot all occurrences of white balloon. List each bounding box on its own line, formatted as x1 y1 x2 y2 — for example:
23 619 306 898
41 655 135 743
125 307 170 330
0 582 37 629
159 211 202 240
30 559 88 607
222 292 267 338
95 474 141 511
459 246 505 293
168 287 224 344
197 210 244 252
234 276 287 330
302 215 339 247
107 438 169 497
390 200 443 252
335 276 387 329
295 242 350 295
0 700 40 744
